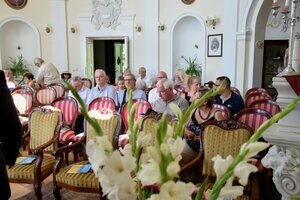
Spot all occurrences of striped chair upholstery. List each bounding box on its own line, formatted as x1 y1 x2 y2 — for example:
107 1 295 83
202 120 252 177
11 86 34 116
48 83 66 98
121 98 152 133
8 106 61 200
51 96 78 129
53 108 121 198
248 99 281 116
231 86 241 96
245 87 269 99
234 108 272 131
35 86 57 106
245 93 272 108
88 97 116 111
212 104 230 119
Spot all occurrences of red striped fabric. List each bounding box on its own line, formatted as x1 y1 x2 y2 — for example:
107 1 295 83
36 87 57 105
51 97 78 128
88 97 116 111
59 127 76 143
213 104 230 119
245 94 271 107
121 99 152 132
237 113 270 131
250 101 281 116
49 84 65 98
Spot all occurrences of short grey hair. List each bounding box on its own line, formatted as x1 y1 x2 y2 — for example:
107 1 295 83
157 78 174 90
70 76 82 83
95 69 106 76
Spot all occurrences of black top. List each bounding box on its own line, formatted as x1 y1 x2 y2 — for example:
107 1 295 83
215 92 244 118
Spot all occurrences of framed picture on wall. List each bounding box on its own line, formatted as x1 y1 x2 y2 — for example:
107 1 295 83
4 0 28 9
207 34 223 57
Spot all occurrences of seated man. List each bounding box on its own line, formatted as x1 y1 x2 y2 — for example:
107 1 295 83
152 78 189 117
86 69 117 106
117 73 147 110
148 71 168 104
214 76 244 118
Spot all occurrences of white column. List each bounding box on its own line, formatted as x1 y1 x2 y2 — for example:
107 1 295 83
262 76 300 199
144 0 159 77
51 0 68 73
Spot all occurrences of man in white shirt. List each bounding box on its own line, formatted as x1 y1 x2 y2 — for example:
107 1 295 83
34 57 60 86
68 76 90 109
148 71 168 104
136 67 152 89
86 69 117 105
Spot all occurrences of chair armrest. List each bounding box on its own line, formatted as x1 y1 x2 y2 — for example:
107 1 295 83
53 136 86 159
180 151 203 173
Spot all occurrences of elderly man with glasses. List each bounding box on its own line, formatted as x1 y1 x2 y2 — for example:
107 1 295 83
152 78 189 117
148 71 168 103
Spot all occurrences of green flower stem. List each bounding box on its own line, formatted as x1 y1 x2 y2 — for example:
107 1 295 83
66 82 103 136
209 96 300 200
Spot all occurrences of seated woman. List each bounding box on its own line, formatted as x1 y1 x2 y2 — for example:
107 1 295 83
182 76 201 104
3 68 18 92
23 72 39 90
181 90 225 165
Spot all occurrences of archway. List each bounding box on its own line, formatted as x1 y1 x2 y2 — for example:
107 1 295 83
170 13 206 83
0 17 41 74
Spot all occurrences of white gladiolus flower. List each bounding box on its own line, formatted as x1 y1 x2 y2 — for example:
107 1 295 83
167 137 185 159
148 181 195 200
241 142 270 159
219 177 244 199
166 124 175 138
136 131 153 148
138 159 161 185
166 161 180 178
234 161 258 186
147 146 161 163
86 136 113 173
160 143 170 157
212 155 234 180
169 103 182 119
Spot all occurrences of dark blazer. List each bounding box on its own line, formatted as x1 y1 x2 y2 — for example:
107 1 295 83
0 70 22 199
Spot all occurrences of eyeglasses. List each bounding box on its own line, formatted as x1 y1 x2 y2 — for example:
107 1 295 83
124 79 135 82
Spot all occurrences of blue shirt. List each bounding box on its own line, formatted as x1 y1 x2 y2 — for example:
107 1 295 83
215 92 244 118
86 84 117 105
117 89 147 107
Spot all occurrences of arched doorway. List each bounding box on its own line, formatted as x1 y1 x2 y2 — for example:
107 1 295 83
0 17 40 74
170 13 206 83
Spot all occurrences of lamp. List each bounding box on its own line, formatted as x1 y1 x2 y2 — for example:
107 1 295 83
158 23 165 31
44 24 51 33
206 16 219 29
70 24 76 33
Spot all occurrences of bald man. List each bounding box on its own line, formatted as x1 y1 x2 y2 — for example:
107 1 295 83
148 71 168 103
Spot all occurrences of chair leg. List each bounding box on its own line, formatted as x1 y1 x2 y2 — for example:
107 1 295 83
53 185 62 200
34 183 42 200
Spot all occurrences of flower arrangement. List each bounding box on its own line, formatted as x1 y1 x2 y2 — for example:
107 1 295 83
67 81 300 200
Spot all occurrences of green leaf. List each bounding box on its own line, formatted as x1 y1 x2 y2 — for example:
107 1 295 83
194 177 209 200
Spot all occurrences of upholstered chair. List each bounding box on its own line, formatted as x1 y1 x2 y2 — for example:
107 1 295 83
7 106 62 200
52 108 121 200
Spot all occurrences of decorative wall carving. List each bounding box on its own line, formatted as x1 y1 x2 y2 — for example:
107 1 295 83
262 146 300 198
91 0 122 30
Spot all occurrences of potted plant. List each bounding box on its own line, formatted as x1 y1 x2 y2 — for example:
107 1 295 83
7 54 29 78
181 55 201 77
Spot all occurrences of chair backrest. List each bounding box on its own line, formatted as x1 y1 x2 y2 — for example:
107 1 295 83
245 93 272 108
82 78 93 89
11 86 34 116
35 86 57 106
201 120 252 177
212 104 230 119
248 99 281 116
88 97 116 111
121 98 152 132
234 108 272 131
28 106 62 152
86 108 121 148
245 87 269 99
51 96 78 128
231 87 241 96
48 83 65 98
